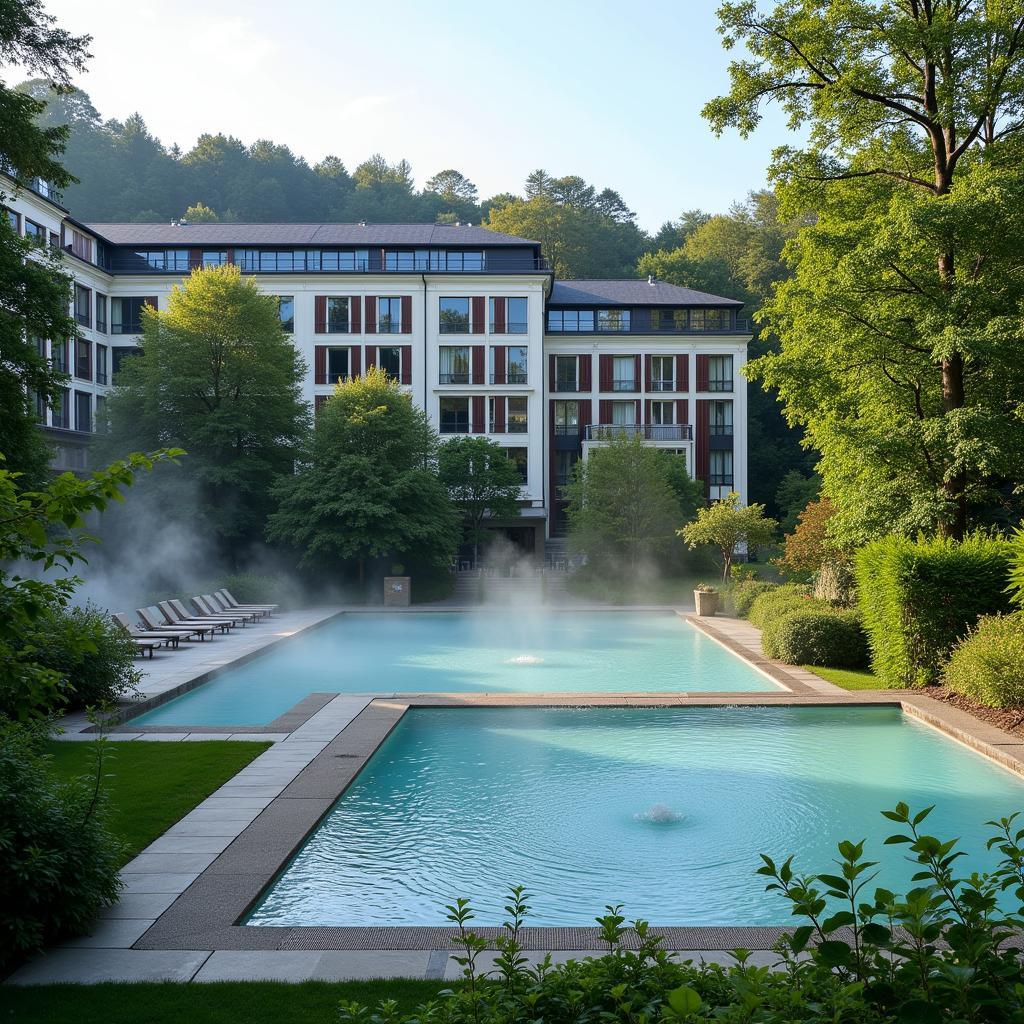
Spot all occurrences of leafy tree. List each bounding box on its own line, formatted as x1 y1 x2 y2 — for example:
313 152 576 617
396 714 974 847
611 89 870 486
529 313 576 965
565 433 689 576
99 265 308 555
1 4 89 486
774 469 820 534
424 169 478 204
775 497 842 580
267 368 459 584
704 0 1024 541
437 437 523 565
679 492 777 581
182 201 218 222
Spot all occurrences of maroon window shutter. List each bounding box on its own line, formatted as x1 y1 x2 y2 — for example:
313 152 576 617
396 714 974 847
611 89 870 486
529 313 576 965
644 399 651 423
350 346 362 378
579 399 592 431
676 399 688 428
549 401 557 498
644 354 652 391
188 248 201 270
599 354 613 392
471 296 485 334
314 296 327 334
400 345 412 385
314 395 328 414
696 354 710 391
634 354 641 389
314 345 326 385
695 399 711 494
635 399 641 423
226 247 234 265
677 353 689 391
471 345 485 385
366 346 377 371
599 399 612 424
579 354 592 392
351 296 361 333
400 295 412 334
364 296 376 334
472 395 485 433
493 296 506 333
548 354 556 390
493 396 506 433
493 346 506 385
145 296 158 312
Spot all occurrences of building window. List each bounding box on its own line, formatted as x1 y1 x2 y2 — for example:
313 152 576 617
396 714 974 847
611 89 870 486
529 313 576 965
506 345 528 384
74 284 91 327
611 401 636 425
137 249 189 271
276 295 294 333
377 346 402 377
75 337 91 380
111 297 148 335
439 346 470 384
326 297 349 333
377 297 402 333
439 397 470 433
491 296 527 333
202 250 227 267
691 308 730 332
439 297 470 334
650 309 688 332
709 449 734 486
96 293 107 333
553 400 579 435
51 339 68 374
555 449 578 487
111 346 140 376
650 400 674 425
74 390 91 432
312 249 370 272
707 355 734 392
650 355 674 391
326 347 350 382
612 356 636 391
4 207 19 232
709 400 733 436
24 220 46 245
547 309 594 332
94 395 106 431
507 397 528 433
553 355 578 392
96 344 108 385
52 387 70 428
71 230 93 262
506 447 528 484
599 309 630 332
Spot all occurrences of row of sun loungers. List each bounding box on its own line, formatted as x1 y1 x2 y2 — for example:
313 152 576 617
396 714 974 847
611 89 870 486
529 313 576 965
113 590 278 657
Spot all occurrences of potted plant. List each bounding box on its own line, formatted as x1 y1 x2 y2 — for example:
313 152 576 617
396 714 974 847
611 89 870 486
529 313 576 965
694 582 719 617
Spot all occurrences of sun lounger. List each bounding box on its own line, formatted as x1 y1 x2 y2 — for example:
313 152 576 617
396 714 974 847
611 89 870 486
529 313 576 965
161 600 232 633
111 612 184 649
210 590 267 619
217 589 278 614
192 595 252 626
133 607 209 643
206 592 264 621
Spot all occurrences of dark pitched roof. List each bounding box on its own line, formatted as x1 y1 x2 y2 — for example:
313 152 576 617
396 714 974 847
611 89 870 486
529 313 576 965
549 279 743 307
83 222 540 248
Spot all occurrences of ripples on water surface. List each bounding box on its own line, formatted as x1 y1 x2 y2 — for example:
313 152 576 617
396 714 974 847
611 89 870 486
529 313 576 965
247 706 1024 927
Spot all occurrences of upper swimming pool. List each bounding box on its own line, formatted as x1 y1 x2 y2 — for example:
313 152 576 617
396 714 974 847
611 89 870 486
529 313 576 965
130 611 777 726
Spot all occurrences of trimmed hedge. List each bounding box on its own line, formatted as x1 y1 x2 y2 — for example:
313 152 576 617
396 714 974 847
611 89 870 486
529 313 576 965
747 584 822 629
762 609 869 669
730 579 776 618
855 535 1014 688
944 613 1024 708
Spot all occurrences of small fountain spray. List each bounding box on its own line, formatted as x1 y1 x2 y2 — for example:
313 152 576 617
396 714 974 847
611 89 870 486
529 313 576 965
633 803 684 824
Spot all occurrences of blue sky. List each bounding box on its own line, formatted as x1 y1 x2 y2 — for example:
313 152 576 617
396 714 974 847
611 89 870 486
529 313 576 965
35 0 791 231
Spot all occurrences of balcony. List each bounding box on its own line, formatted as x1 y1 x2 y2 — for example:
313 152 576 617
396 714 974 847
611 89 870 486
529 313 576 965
439 372 470 385
547 316 752 336
490 372 528 384
489 322 529 334
551 379 580 393
707 379 734 393
553 424 581 450
584 424 692 442
611 378 638 392
649 379 675 392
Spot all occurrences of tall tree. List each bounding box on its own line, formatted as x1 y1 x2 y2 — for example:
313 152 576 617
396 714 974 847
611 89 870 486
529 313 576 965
99 265 308 554
424 168 478 204
437 436 523 565
1 2 90 485
267 368 459 584
704 0 1024 540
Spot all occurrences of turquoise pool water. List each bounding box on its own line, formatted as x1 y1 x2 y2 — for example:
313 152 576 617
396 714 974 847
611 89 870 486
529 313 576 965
131 612 775 726
247 706 1024 927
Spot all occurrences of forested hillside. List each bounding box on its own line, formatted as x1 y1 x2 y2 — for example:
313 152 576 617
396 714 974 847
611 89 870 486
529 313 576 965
18 80 814 515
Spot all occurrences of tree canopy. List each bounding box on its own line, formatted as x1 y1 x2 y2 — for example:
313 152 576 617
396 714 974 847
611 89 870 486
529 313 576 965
679 492 777 581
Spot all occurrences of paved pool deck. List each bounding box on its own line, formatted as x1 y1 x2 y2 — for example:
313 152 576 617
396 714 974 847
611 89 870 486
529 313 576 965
13 610 1024 985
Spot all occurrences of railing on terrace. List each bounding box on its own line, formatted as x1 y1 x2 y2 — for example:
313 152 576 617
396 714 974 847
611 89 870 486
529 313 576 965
649 379 675 392
489 322 528 334
490 372 528 384
546 316 752 335
611 378 638 392
551 379 580 393
107 253 552 274
439 372 471 384
584 423 693 442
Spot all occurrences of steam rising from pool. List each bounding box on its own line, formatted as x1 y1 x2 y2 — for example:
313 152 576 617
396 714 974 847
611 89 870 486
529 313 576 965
505 655 544 665
634 803 684 825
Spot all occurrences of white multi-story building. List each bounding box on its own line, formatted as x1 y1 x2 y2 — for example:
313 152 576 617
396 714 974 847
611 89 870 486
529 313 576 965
3 175 751 555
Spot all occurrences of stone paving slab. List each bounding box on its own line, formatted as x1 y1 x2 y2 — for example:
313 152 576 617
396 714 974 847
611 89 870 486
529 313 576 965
61 917 155 949
193 949 434 982
7 949 212 984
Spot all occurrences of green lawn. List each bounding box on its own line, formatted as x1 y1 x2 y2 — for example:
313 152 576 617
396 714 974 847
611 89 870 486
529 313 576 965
801 665 890 690
46 740 271 863
0 980 453 1024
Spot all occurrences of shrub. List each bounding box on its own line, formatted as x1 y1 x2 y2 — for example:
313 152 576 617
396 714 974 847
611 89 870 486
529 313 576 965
0 721 122 967
761 609 869 668
730 579 776 618
338 804 1024 1024
747 583 821 629
216 572 281 606
855 534 1014 687
26 603 141 711
944 613 1024 707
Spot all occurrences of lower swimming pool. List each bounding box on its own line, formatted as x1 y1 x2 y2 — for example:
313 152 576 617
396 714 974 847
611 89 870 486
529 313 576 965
246 705 1024 927
131 611 776 726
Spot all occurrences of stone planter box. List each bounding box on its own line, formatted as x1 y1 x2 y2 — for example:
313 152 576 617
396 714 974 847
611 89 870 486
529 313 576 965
384 576 411 607
694 589 719 616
